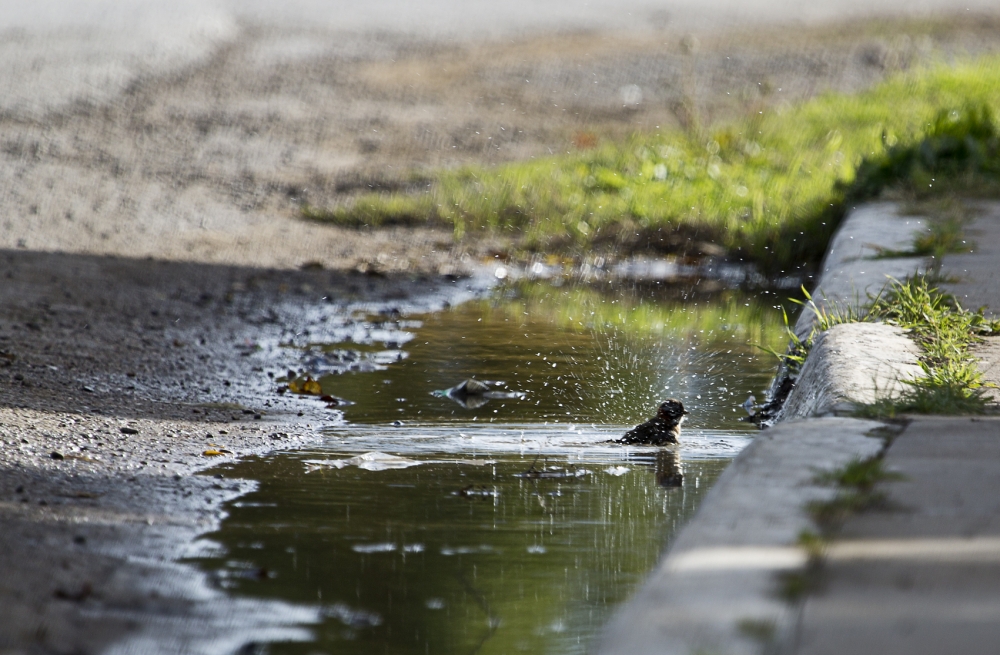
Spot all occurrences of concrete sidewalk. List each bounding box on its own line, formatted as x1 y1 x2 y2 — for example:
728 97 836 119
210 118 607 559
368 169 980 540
793 417 1000 654
790 202 1000 654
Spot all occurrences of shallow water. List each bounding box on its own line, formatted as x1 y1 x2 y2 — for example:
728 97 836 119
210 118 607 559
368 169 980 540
194 283 785 654
292 283 786 428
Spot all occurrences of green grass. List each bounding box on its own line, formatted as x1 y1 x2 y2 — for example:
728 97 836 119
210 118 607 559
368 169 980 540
814 457 903 491
775 275 1000 416
809 456 902 529
862 276 1000 415
764 285 870 374
306 56 1000 275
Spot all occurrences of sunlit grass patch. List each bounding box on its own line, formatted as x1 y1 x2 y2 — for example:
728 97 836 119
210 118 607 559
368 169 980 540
307 56 1000 274
775 275 1000 416
854 276 1000 415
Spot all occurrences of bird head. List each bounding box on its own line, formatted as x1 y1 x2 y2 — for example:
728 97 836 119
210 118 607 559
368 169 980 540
657 398 688 421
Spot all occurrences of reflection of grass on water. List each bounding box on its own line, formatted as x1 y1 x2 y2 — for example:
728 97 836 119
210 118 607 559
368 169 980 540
305 55 1000 275
197 456 729 655
483 282 790 352
471 282 790 425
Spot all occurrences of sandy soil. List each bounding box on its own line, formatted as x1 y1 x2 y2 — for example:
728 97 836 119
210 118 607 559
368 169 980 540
2 11 1000 654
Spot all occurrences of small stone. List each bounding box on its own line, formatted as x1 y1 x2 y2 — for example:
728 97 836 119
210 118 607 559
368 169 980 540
120 427 139 435
50 451 64 460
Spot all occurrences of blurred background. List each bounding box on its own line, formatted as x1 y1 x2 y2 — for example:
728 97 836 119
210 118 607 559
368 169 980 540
2 0 999 270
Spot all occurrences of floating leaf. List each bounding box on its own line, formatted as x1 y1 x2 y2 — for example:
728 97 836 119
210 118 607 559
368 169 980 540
288 375 323 395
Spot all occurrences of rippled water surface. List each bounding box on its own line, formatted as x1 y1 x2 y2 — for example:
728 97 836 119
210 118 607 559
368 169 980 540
193 283 785 654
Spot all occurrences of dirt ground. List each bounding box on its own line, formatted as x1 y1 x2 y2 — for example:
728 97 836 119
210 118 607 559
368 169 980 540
3 11 1000 654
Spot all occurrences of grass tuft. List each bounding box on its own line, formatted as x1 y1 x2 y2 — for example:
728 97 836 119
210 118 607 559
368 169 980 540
770 275 999 417
814 457 904 491
809 456 901 529
860 275 1000 416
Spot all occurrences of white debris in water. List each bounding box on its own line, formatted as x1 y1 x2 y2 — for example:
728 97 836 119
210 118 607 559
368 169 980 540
304 451 423 472
425 598 446 610
527 545 547 554
604 466 631 476
351 542 397 554
441 545 495 556
403 544 425 553
324 603 383 628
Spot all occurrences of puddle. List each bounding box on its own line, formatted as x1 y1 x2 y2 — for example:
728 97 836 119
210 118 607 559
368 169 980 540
192 283 786 654
277 283 788 428
194 445 732 655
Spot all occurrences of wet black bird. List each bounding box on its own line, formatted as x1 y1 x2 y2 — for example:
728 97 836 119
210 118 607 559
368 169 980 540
617 399 688 445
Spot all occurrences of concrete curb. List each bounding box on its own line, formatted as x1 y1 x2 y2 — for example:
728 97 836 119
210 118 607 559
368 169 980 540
597 418 884 655
598 202 928 655
780 322 923 419
794 202 928 339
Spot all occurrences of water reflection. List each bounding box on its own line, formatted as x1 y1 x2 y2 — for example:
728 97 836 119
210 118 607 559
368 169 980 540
194 283 784 654
194 448 730 655
284 283 787 428
655 449 684 488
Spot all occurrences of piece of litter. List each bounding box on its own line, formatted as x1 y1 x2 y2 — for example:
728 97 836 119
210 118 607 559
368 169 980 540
605 466 631 476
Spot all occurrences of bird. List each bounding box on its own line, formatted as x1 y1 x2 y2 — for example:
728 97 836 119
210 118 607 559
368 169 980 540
617 399 688 445
742 394 757 417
